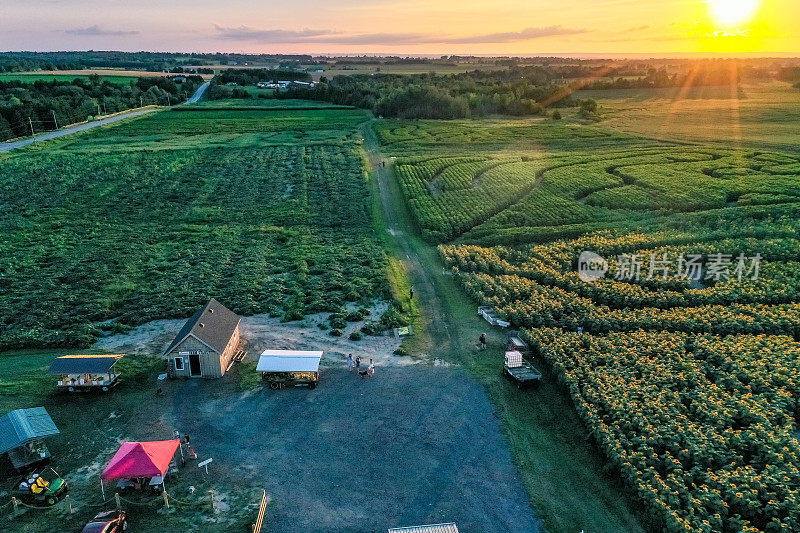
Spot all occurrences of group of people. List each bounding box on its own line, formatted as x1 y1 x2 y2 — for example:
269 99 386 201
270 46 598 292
347 354 375 378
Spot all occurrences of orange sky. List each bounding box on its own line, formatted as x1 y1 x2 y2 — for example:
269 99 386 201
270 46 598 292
1 0 798 55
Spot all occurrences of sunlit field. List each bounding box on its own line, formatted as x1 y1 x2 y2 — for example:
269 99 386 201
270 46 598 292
579 81 800 153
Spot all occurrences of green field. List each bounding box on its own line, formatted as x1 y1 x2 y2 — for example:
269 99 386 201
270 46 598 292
0 107 386 350
577 81 800 154
0 73 138 85
379 98 800 531
185 97 355 110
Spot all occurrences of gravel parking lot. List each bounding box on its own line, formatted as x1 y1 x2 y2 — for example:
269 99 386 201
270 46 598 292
164 365 541 532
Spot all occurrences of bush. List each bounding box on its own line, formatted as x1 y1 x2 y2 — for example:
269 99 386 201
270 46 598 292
393 346 410 356
329 328 343 337
361 320 381 335
552 110 562 120
329 314 347 329
345 310 366 322
349 330 363 341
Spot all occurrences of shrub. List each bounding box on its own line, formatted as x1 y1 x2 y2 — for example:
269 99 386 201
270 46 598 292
349 330 363 341
329 328 343 337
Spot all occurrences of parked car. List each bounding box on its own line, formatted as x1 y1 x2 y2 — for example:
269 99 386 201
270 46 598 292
81 509 128 533
12 467 68 506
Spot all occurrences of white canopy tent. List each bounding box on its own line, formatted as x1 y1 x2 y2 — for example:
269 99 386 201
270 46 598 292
256 350 323 373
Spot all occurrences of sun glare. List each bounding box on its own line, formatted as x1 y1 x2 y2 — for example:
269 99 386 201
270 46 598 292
707 0 760 27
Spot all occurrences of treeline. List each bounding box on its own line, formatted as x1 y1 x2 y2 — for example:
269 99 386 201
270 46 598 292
0 75 202 141
278 70 581 118
582 65 739 90
0 51 315 73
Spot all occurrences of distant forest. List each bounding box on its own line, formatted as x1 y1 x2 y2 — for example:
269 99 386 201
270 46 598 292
277 61 754 119
0 76 202 141
0 51 314 73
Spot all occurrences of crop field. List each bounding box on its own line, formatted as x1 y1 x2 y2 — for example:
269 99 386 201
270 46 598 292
577 81 800 154
185 97 355 110
0 107 386 350
380 114 800 531
0 73 141 85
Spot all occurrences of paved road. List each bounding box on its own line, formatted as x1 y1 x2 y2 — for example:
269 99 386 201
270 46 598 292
187 81 210 103
0 107 157 153
0 82 208 154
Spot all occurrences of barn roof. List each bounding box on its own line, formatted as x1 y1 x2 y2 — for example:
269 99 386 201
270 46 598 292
49 354 124 374
164 298 240 356
388 524 459 533
0 407 60 454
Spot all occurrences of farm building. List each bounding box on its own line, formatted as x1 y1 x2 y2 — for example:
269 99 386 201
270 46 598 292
0 407 60 471
49 354 124 392
164 298 241 379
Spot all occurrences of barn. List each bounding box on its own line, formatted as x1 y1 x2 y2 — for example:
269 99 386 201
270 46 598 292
164 299 241 379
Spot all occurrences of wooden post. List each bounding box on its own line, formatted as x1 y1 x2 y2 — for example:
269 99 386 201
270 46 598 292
11 497 18 516
115 493 121 510
66 494 73 513
162 490 170 509
209 489 215 512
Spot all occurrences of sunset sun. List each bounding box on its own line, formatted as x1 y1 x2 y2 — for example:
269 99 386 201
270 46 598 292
707 0 760 27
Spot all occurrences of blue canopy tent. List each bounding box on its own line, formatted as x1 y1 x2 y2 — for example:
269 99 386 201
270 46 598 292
0 407 60 471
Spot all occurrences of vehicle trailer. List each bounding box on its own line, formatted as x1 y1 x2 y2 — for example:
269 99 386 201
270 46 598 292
503 350 542 389
257 350 322 390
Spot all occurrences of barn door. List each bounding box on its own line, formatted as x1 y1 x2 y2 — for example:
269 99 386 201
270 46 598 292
189 353 202 377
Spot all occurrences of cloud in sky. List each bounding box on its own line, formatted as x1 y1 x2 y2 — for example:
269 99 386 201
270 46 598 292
64 25 139 36
213 25 587 45
213 26 337 42
443 26 588 44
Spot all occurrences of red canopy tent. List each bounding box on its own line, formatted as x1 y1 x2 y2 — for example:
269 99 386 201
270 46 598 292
100 440 180 497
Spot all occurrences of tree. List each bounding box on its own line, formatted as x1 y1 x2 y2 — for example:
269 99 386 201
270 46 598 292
552 110 562 120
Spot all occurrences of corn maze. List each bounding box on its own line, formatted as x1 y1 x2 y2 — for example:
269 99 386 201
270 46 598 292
382 118 800 531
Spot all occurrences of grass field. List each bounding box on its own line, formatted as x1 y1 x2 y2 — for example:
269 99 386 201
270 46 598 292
578 81 800 154
185 97 355 110
0 107 387 350
379 89 800 531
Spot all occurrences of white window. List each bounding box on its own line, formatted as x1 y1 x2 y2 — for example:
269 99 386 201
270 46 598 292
174 357 184 371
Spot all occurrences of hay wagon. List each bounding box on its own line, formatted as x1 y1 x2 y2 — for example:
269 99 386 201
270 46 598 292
257 350 322 390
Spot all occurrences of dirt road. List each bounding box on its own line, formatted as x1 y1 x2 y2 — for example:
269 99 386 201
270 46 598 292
360 122 458 358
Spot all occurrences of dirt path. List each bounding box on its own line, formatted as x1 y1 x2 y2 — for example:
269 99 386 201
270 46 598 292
360 122 458 359
360 119 644 533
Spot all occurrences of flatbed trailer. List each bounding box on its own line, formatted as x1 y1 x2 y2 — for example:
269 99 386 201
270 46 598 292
503 350 542 389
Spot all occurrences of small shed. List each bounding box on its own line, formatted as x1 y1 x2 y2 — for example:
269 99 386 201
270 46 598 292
0 407 60 471
164 298 241 379
49 354 124 392
257 350 322 390
388 524 459 533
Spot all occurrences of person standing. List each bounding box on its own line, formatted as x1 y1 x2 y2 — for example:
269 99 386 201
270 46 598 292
479 333 487 350
368 359 375 377
356 356 361 371
347 354 355 372
409 286 414 300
